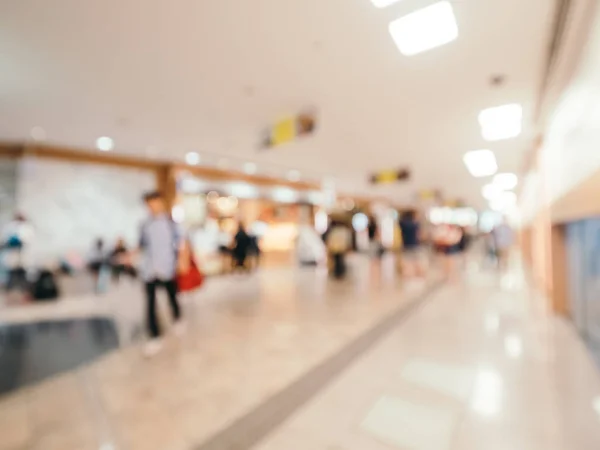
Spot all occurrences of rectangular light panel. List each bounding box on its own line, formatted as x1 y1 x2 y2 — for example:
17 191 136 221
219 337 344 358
478 104 523 141
463 149 497 178
493 172 518 190
371 0 404 8
388 1 458 56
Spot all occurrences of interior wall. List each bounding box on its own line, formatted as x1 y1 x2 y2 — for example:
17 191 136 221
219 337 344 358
16 157 156 263
521 0 600 222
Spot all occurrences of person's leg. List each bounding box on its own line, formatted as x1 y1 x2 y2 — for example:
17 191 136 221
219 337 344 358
145 280 160 338
125 265 137 279
112 265 122 283
164 278 182 322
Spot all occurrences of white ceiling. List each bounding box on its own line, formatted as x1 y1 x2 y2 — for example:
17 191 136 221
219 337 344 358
0 0 557 207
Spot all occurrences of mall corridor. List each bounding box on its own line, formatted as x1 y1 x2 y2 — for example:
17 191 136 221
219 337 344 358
1 257 600 450
4 0 600 449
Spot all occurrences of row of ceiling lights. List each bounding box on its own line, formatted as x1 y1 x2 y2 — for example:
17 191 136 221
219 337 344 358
184 151 302 181
27 127 303 183
462 103 523 212
368 1 521 212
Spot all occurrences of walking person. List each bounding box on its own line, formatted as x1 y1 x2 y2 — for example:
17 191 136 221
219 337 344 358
326 220 352 279
491 219 514 271
232 223 251 272
399 210 425 278
139 191 185 357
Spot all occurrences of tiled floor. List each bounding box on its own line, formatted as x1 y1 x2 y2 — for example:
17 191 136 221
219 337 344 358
0 255 432 450
253 267 600 450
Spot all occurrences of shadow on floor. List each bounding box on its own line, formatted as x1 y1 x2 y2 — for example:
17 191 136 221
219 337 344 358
0 318 119 396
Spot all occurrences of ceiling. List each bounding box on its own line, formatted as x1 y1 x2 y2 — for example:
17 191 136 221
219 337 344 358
0 0 557 207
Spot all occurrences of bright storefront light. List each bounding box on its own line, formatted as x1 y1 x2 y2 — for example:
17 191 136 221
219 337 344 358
463 149 498 177
493 172 518 190
429 207 478 226
272 187 299 203
352 213 369 232
388 1 458 56
478 104 523 141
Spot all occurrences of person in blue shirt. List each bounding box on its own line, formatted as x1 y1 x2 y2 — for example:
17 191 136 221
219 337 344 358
139 191 185 356
399 210 426 278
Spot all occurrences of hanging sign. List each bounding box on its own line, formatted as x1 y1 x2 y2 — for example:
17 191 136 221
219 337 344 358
370 168 410 184
262 111 317 149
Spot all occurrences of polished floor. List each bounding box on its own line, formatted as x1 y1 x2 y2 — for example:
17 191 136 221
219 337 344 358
255 267 600 450
1 256 599 450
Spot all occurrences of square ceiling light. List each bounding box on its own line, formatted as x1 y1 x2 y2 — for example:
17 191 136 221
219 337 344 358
388 1 458 56
463 149 497 177
478 104 523 141
489 191 517 212
493 172 518 190
371 0 404 8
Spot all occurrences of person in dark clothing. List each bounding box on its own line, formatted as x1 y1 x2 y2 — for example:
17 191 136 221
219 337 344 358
87 238 107 293
247 234 261 270
232 224 252 271
367 216 381 257
139 191 185 357
110 238 137 282
326 220 351 279
399 210 425 277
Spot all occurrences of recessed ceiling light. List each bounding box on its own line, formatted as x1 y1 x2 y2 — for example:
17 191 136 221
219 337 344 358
287 170 301 181
388 1 458 56
96 136 114 152
489 191 517 212
371 0 404 8
482 183 502 200
493 173 518 190
463 149 497 177
30 126 46 141
185 152 201 166
478 104 523 141
243 162 257 174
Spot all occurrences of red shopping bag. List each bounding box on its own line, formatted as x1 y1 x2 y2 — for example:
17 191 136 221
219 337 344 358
177 254 204 292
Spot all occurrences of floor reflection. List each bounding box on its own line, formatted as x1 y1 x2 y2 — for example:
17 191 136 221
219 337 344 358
0 318 118 395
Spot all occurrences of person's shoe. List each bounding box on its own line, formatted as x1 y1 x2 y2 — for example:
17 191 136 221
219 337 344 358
143 339 163 357
173 321 187 337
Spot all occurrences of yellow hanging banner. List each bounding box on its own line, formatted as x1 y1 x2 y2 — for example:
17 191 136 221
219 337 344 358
271 117 296 147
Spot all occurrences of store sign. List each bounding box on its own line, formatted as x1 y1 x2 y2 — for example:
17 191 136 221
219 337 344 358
370 168 410 184
261 111 317 149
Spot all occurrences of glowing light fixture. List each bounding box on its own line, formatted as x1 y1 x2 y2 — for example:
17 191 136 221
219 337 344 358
272 187 299 203
482 183 502 201
489 191 517 212
388 1 458 56
96 136 114 152
478 104 523 141
463 149 497 177
185 152 201 165
493 172 518 190
352 213 369 232
371 0 403 8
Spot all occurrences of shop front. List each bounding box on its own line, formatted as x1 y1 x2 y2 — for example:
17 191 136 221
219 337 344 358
175 174 320 273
